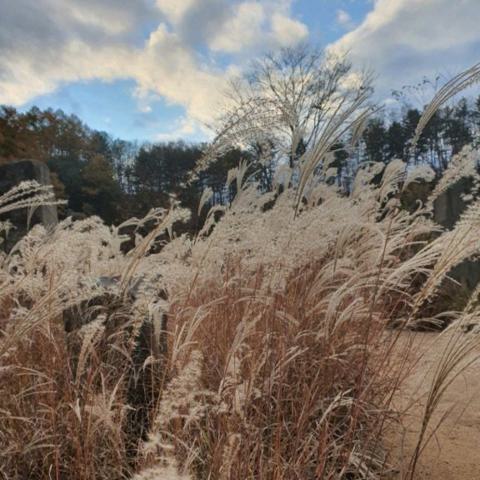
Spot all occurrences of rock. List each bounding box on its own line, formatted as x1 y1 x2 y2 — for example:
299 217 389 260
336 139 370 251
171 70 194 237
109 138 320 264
401 180 434 212
63 275 163 331
431 176 480 292
433 176 474 229
450 259 480 291
401 168 436 213
324 167 338 185
0 160 58 250
400 165 480 295
352 161 385 196
126 304 168 448
63 275 169 452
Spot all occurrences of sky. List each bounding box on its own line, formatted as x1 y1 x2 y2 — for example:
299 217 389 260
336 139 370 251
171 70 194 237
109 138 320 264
1 0 480 142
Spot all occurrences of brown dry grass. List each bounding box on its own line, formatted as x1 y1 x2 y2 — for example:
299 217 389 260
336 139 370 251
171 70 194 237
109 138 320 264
0 179 431 479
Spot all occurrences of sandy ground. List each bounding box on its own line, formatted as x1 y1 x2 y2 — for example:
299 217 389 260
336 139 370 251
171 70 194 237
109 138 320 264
386 331 480 479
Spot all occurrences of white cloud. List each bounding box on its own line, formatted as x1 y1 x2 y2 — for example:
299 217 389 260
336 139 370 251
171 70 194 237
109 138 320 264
270 13 309 47
208 2 308 54
209 2 266 53
0 0 308 131
154 115 211 142
330 0 480 99
0 0 151 103
134 23 229 123
59 1 134 35
155 0 196 24
336 9 353 29
138 104 153 114
0 42 134 105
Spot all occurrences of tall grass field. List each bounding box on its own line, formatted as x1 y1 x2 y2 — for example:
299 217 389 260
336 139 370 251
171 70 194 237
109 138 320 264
2 66 480 480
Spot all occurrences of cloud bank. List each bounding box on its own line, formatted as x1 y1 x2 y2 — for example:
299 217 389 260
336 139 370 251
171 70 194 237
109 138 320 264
330 0 480 99
0 0 308 129
3 0 480 136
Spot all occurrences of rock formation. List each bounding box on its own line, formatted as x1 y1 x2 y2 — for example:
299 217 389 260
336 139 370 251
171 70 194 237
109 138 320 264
0 159 58 250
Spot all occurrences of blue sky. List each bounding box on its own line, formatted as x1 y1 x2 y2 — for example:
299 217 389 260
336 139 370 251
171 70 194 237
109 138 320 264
21 79 188 141
2 0 480 142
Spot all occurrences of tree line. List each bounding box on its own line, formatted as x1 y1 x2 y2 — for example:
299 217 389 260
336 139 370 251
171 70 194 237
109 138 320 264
1 96 479 227
362 97 480 169
0 106 245 228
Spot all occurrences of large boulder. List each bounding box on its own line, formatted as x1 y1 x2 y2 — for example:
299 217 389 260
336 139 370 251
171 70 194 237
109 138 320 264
399 162 480 292
432 176 474 229
401 165 436 212
63 275 168 451
432 176 480 292
0 159 58 250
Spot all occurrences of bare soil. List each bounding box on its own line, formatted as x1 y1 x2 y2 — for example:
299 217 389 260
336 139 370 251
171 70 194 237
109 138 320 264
386 331 480 479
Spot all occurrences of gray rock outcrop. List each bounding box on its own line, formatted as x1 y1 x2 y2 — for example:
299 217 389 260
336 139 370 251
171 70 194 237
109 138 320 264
432 176 474 229
0 159 58 250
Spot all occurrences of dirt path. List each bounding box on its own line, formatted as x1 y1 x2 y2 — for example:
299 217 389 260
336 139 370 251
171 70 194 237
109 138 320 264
387 331 480 479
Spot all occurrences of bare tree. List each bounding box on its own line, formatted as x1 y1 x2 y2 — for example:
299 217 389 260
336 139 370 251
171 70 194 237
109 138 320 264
200 45 375 186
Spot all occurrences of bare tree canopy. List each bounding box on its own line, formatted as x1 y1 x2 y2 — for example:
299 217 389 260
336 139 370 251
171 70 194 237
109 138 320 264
200 44 376 187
